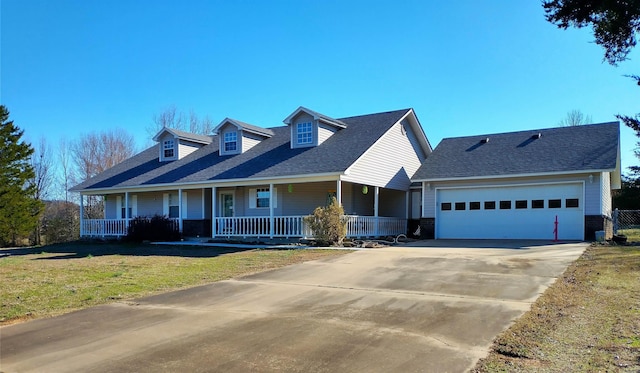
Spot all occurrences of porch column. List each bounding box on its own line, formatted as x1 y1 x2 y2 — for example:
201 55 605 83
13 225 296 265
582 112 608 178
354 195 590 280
336 178 342 206
211 186 217 238
374 186 380 236
80 194 84 237
178 188 183 233
269 183 274 238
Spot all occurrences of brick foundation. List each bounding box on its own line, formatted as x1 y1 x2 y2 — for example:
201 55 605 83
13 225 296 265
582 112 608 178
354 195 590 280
419 218 435 239
584 215 613 241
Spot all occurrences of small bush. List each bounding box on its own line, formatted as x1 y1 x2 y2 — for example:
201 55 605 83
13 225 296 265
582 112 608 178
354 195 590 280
126 215 181 242
304 197 347 246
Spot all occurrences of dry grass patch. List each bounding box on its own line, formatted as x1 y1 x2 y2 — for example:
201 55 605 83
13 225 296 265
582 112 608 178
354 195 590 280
0 241 349 325
473 244 640 372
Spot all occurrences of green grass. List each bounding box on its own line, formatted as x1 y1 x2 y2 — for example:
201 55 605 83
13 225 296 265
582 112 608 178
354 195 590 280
0 241 350 324
473 244 640 372
617 228 640 242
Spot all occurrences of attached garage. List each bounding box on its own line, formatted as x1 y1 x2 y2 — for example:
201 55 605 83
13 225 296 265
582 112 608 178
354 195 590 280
436 183 584 240
412 122 621 240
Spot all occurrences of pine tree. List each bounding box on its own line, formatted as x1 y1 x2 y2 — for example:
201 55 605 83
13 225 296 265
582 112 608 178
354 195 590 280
0 105 43 246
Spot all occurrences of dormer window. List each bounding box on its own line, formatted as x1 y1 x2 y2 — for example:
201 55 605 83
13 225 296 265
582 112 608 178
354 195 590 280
224 131 238 152
163 139 175 158
297 122 313 145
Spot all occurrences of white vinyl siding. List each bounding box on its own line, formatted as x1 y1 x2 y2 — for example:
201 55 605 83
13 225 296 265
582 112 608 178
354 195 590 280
178 140 202 159
343 120 425 191
242 132 262 152
136 192 164 217
601 172 612 217
317 123 337 145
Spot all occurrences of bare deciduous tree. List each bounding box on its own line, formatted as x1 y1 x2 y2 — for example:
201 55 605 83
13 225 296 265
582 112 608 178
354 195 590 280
72 128 136 219
148 106 214 138
558 109 593 127
58 137 76 202
30 138 54 244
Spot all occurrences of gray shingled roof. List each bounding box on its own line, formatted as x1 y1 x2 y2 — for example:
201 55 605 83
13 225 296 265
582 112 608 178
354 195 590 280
412 122 619 181
71 109 411 192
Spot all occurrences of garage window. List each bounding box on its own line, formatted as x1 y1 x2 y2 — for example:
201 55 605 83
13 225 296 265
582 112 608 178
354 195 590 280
532 199 544 209
455 202 466 210
549 199 561 208
499 200 511 209
470 202 481 210
515 200 528 209
484 201 496 210
566 198 579 208
441 202 452 211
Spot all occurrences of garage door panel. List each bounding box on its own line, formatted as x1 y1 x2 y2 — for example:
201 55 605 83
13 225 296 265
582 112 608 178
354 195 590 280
436 184 583 240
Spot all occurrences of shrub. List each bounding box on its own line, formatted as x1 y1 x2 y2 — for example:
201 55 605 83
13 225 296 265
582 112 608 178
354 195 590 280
126 215 181 242
304 197 347 246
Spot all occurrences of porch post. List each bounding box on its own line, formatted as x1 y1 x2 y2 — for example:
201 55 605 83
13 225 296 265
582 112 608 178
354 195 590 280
178 188 183 233
374 186 380 236
269 183 274 238
80 194 84 237
336 177 342 206
211 186 217 238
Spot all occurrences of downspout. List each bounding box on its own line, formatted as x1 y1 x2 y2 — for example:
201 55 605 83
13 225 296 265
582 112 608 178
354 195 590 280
211 186 217 238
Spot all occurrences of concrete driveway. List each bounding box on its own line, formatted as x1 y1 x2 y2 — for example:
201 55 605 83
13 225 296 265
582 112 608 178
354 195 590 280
1 240 588 373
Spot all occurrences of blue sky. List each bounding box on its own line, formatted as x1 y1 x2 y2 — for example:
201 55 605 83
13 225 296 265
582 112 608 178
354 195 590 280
2 0 638 171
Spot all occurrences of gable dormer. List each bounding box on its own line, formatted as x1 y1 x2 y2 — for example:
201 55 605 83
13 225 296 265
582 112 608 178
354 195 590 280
283 107 347 149
152 127 212 162
213 118 274 156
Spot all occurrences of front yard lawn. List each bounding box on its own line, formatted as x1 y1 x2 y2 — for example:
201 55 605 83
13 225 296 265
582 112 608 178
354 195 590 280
0 241 349 325
473 244 640 372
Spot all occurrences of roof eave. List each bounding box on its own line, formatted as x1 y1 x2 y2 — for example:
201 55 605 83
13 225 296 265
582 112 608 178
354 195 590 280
413 168 618 183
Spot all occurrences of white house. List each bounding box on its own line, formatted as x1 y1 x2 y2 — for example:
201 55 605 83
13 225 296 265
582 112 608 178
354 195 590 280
71 107 432 239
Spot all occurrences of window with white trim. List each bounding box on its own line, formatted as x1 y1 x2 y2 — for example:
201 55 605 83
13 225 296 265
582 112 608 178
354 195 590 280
168 193 179 218
224 131 237 152
249 187 277 209
297 122 312 144
163 139 175 158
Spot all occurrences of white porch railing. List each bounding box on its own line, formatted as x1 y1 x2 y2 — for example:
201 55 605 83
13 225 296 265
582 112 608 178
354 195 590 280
80 218 179 238
81 216 407 239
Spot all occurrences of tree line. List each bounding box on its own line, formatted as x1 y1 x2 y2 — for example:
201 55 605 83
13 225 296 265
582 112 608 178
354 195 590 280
0 105 212 247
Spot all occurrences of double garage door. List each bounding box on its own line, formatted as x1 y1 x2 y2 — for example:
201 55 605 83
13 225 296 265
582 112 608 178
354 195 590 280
436 183 584 240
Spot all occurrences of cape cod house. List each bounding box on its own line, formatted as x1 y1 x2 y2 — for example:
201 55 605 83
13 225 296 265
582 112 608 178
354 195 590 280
71 107 432 239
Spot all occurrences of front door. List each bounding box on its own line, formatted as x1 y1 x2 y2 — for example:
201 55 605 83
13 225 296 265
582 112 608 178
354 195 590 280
220 193 234 217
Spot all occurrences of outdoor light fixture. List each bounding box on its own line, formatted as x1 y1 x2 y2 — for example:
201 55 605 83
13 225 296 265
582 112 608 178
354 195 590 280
589 174 594 183
362 185 368 194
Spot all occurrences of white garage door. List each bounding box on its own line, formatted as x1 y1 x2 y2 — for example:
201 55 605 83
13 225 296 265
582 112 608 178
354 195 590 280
436 183 583 240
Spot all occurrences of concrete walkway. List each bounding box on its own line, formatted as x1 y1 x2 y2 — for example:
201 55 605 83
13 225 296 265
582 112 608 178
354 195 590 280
0 241 588 373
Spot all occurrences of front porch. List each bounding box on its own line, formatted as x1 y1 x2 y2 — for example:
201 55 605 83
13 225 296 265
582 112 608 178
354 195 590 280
80 215 408 239
79 179 415 241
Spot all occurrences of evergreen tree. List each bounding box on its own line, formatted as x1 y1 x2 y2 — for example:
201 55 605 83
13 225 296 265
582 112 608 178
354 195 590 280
0 105 43 246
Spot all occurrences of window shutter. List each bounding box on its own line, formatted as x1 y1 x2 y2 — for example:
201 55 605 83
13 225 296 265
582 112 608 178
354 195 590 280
182 191 188 218
132 195 138 217
272 187 277 208
249 188 257 209
163 193 169 216
116 196 122 219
